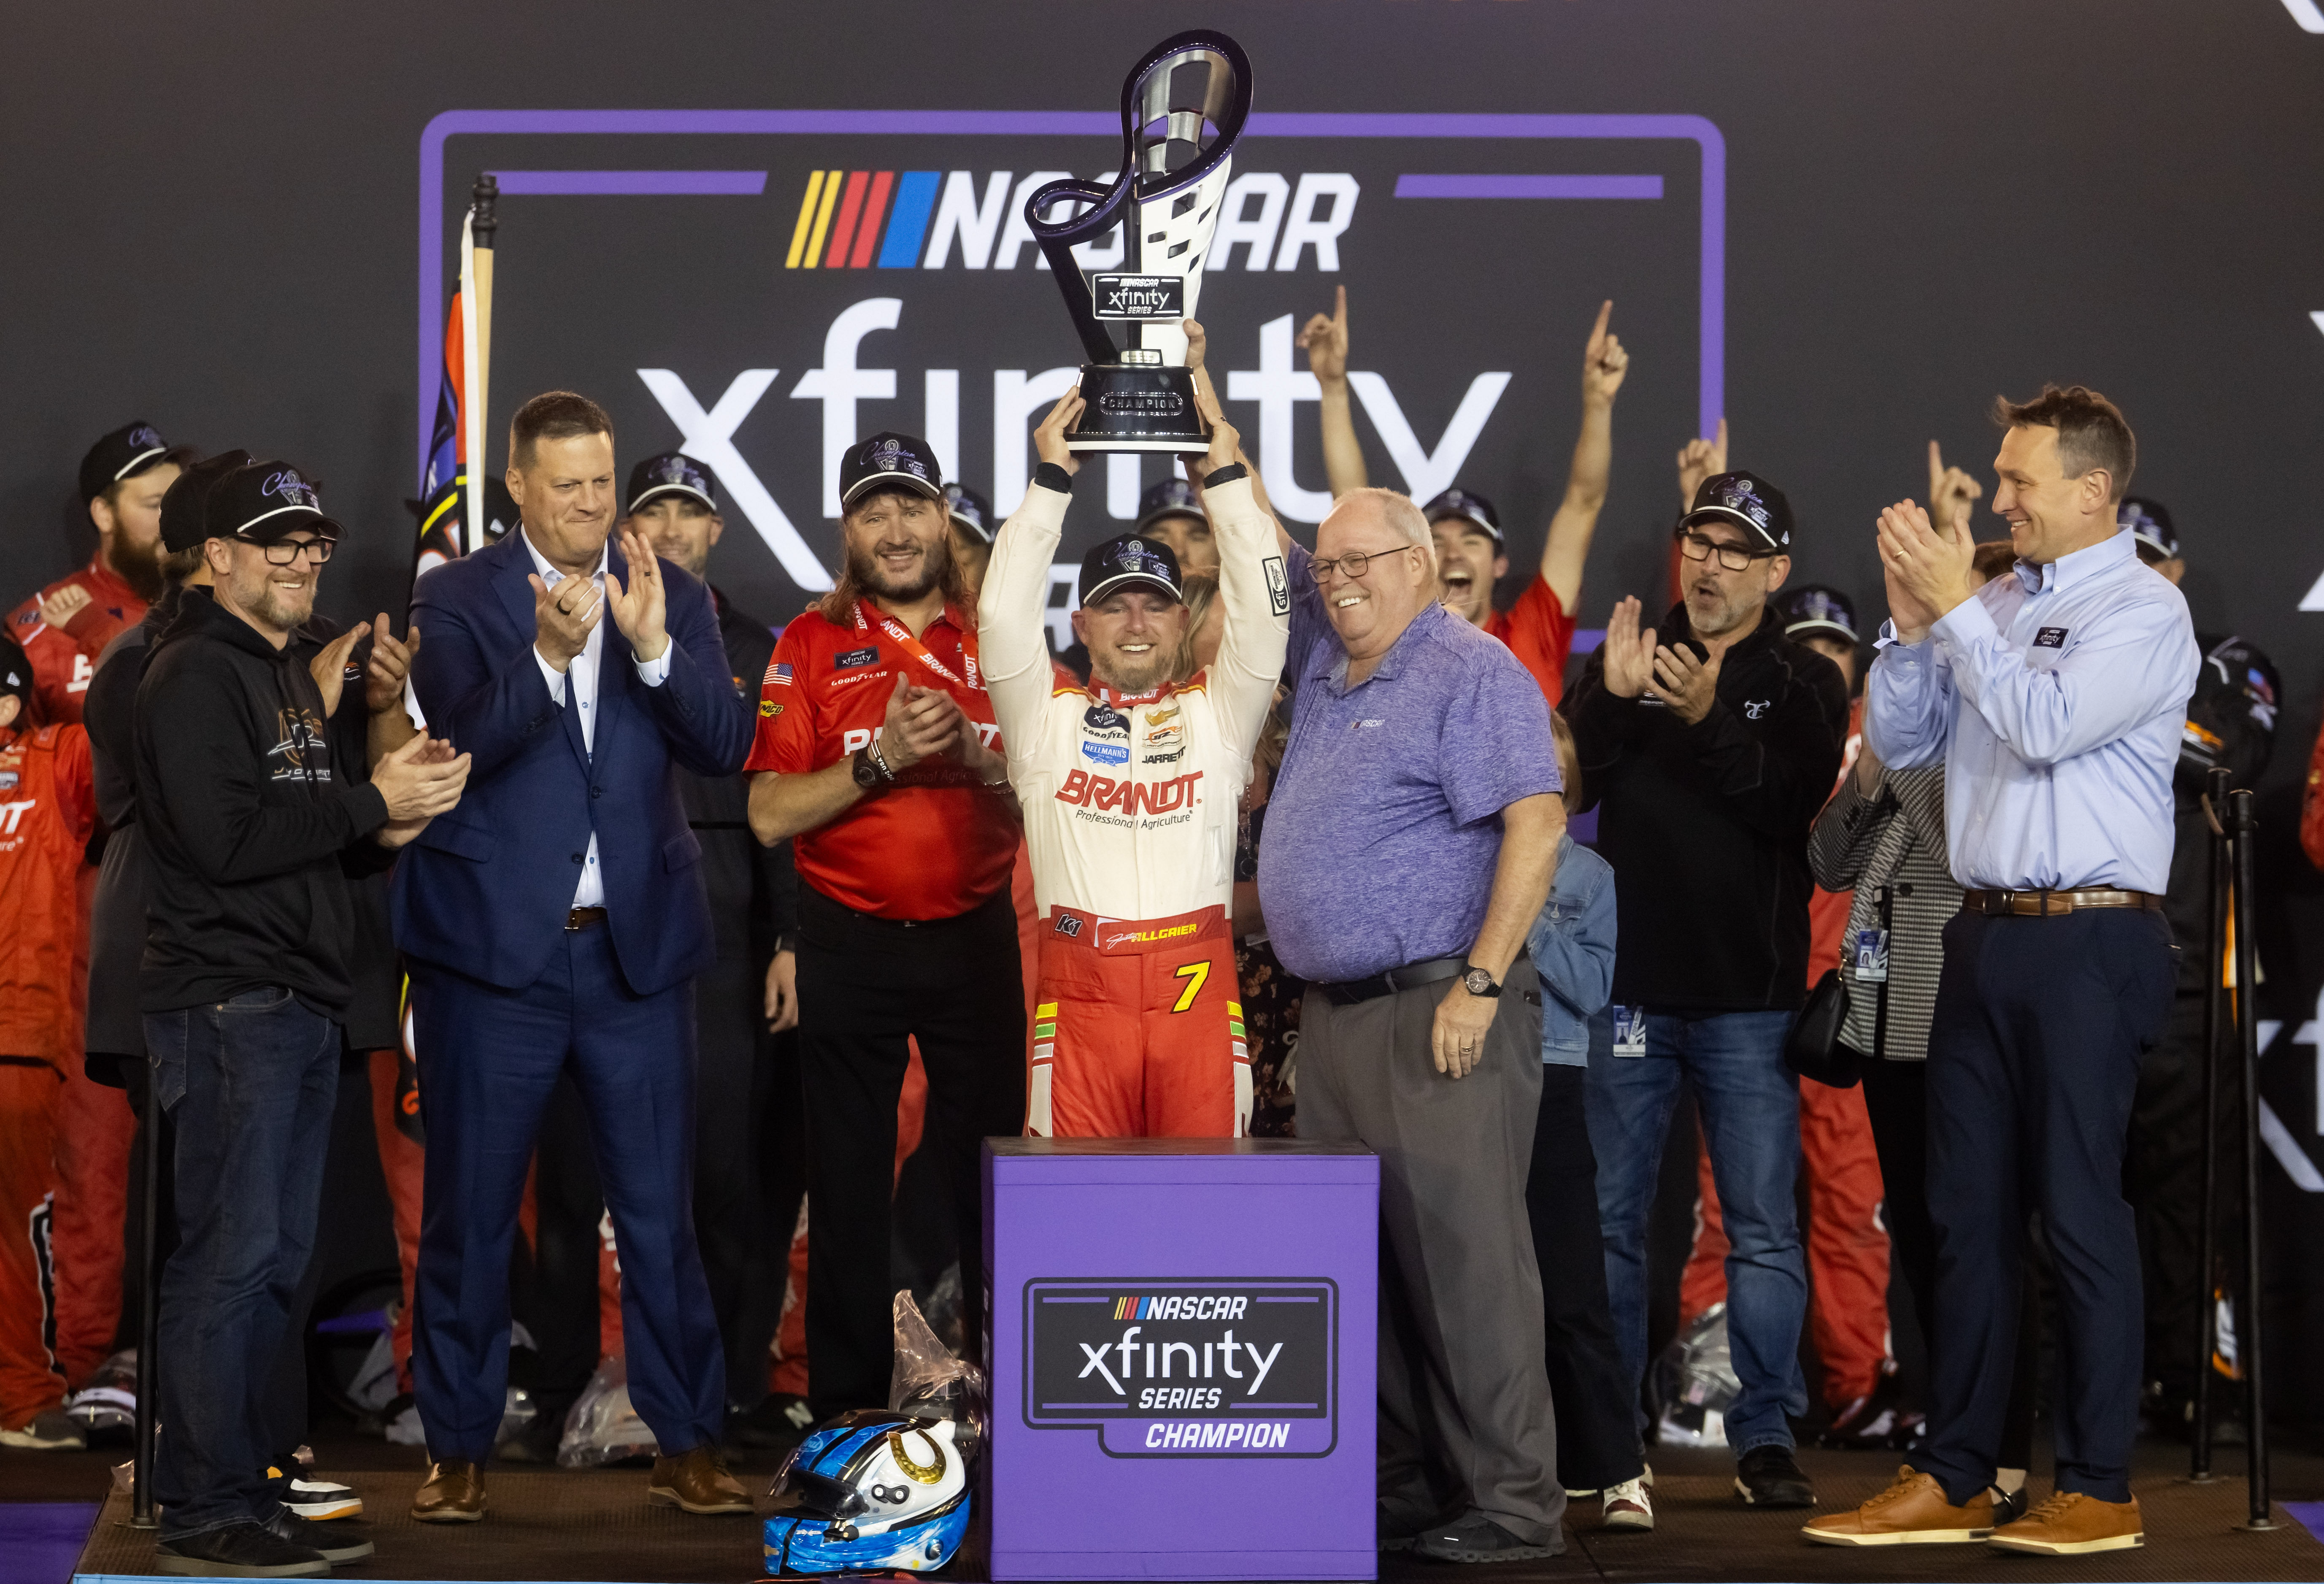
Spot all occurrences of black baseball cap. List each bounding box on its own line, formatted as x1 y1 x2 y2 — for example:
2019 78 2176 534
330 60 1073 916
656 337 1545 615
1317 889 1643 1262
1780 584 1858 645
1424 487 1502 545
80 422 173 503
160 450 257 554
944 483 995 544
204 461 343 546
0 633 30 712
626 451 719 515
1080 533 1184 608
2118 496 2178 560
1681 470 1793 553
1134 476 1204 535
839 431 943 508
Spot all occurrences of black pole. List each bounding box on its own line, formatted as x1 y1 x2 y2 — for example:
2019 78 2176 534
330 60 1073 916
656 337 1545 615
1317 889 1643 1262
129 1079 163 1528
470 171 498 247
2191 767 2231 1481
2229 788 2274 1530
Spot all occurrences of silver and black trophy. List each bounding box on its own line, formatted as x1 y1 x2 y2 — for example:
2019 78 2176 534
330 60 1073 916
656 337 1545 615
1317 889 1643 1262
1025 31 1253 452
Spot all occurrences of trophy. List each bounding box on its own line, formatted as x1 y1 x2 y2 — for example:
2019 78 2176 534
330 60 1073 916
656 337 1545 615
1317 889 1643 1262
1025 31 1253 452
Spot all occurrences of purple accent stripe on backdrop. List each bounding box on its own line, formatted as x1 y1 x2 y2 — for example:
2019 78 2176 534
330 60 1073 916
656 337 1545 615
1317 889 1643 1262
419 109 1725 486
490 169 768 195
1394 174 1664 200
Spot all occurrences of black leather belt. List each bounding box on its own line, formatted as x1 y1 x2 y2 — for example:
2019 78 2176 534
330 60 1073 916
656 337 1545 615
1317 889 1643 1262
1960 888 2162 918
566 906 608 931
1319 955 1468 1007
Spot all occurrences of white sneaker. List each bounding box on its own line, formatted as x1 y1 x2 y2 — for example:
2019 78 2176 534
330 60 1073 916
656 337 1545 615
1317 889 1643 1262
1601 1474 1655 1531
0 1408 88 1451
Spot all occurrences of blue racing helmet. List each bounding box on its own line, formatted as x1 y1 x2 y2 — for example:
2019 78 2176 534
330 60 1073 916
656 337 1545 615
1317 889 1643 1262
762 1411 970 1576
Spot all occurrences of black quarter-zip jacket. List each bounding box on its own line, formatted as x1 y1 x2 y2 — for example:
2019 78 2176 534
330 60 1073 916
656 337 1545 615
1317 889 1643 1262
1564 602 1848 1014
135 587 392 1017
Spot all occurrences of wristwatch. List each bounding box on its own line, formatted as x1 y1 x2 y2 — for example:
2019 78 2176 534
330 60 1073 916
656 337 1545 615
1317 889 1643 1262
851 746 891 791
1459 962 1502 998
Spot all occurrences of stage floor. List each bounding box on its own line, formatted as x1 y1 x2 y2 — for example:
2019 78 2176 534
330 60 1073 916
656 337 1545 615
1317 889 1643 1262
52 1430 2324 1583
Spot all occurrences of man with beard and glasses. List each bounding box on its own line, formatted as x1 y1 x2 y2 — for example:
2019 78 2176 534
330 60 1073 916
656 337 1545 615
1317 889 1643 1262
1565 470 1847 1513
745 430 1023 1423
8 424 189 727
978 387 1286 1139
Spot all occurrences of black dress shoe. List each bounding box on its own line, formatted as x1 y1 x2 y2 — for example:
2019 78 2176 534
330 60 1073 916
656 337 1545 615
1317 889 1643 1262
1734 1443 1816 1508
261 1509 376 1564
154 1522 330 1577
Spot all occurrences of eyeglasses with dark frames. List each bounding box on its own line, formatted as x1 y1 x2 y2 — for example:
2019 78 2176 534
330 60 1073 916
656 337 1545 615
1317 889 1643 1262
255 536 335 565
1675 531 1773 573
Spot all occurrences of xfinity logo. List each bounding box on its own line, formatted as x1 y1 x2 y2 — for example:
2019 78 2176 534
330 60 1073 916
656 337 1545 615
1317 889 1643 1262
1093 274 1186 321
1024 1279 1338 1458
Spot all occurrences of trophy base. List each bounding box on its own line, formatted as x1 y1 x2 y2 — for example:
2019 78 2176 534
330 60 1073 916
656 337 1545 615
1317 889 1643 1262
1065 362 1209 454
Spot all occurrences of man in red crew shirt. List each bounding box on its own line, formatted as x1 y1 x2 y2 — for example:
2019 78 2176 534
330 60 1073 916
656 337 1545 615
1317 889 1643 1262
746 430 1024 1424
8 424 184 727
1300 293 1628 705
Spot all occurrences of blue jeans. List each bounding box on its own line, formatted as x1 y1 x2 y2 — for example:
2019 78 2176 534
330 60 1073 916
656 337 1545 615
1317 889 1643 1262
1584 1007 1807 1454
149 989 340 1540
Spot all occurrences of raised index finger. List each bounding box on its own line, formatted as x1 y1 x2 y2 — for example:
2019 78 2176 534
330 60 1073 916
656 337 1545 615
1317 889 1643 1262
1587 297 1612 349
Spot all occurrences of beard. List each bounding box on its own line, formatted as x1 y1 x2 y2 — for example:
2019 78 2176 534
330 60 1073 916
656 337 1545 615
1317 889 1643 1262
227 564 315 635
846 533 951 605
1089 641 1174 696
112 531 165 603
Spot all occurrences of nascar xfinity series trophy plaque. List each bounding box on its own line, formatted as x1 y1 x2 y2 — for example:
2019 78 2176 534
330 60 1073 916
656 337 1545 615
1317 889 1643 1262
1024 30 1253 453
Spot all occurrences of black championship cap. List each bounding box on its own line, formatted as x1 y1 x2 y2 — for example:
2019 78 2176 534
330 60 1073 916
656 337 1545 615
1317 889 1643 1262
1080 533 1184 608
79 422 172 503
159 450 257 554
1424 487 1502 545
205 461 342 546
627 451 719 515
1780 584 1858 645
1681 470 1793 553
1134 476 1204 535
839 432 943 508
0 633 30 712
2118 496 2178 560
944 482 995 544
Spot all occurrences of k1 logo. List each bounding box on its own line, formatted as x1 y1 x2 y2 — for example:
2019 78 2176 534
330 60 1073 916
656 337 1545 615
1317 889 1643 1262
1022 1279 1338 1457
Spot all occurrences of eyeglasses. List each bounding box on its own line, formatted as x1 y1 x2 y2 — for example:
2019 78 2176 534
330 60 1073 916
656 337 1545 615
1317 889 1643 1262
1675 531 1773 573
255 536 334 565
1311 544 1417 583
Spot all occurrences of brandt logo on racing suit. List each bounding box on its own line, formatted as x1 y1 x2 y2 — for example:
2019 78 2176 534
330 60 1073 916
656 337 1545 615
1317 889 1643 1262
1022 1279 1338 1457
1055 767 1202 817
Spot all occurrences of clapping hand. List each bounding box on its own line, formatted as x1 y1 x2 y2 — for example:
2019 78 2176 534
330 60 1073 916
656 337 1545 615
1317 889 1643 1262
372 731 472 849
1297 285 1350 383
530 567 603 672
308 626 363 717
1677 417 1729 504
1926 441 1985 538
1875 498 1972 643
1600 596 1658 699
606 525 670 663
1582 299 1628 408
1649 640 1724 726
361 614 422 715
876 673 965 775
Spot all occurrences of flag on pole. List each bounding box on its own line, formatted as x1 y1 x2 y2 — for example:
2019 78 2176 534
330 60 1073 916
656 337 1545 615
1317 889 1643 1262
414 177 500 581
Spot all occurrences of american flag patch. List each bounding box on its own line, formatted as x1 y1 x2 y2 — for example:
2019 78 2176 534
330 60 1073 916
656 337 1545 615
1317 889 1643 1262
765 661 793 687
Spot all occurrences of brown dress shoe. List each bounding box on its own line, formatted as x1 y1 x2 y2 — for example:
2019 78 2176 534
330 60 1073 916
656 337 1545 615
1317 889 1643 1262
411 1458 486 1523
647 1445 751 1515
1988 1490 2143 1555
1803 1466 1994 1547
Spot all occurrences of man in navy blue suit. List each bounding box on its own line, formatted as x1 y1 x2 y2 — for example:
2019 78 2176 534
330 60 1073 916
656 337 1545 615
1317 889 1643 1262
393 392 754 1522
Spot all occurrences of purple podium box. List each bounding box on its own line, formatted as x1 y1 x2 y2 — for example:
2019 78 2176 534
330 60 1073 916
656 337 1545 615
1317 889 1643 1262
984 1138 1378 1581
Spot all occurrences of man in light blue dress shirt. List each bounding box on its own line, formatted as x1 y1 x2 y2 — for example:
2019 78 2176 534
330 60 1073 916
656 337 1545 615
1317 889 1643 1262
1808 386 2197 1557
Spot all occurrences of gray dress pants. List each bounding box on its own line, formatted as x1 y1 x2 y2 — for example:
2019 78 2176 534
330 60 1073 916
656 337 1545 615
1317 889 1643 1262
1297 956 1563 1547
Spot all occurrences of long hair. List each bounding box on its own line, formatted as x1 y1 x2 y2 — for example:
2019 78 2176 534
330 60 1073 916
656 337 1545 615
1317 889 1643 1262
816 490 972 627
1172 574 1221 683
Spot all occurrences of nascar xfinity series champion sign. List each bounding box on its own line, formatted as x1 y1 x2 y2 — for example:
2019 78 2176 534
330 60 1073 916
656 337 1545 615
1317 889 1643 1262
986 1139 1377 1580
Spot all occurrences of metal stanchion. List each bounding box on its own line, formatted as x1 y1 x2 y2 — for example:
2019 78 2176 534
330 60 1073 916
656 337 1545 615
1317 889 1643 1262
129 1077 163 1529
2229 788 2275 1530
2190 767 2230 1481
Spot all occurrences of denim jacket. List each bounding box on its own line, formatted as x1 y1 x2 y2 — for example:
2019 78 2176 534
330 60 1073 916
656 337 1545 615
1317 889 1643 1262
1525 833 1618 1064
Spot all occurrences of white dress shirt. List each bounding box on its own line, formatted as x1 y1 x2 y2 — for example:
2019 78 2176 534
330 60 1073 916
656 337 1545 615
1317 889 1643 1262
521 529 671 908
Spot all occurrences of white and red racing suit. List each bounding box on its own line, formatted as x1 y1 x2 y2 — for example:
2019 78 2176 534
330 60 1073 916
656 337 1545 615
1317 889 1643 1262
979 472 1288 1138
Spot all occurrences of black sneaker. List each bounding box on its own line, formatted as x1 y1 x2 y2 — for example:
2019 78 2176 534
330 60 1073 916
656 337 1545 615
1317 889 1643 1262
1817 1366 1910 1450
265 1465 363 1521
727 1392 815 1451
154 1521 330 1577
1734 1444 1816 1508
1413 1511 1563 1563
260 1509 376 1564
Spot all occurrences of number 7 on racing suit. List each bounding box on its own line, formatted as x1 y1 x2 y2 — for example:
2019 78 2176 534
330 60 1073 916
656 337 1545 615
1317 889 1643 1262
977 395 1288 1138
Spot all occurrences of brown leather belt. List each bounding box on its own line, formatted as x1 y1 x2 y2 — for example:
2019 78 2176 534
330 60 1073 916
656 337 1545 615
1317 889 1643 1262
1959 888 2162 918
566 906 608 931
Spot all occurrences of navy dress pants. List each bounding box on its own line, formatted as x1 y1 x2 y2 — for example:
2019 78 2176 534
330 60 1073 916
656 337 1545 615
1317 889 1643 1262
1920 907 2174 1505
409 924 724 1463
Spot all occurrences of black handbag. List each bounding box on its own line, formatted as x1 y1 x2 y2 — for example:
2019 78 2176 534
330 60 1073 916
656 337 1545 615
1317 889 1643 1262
1784 968 1862 1088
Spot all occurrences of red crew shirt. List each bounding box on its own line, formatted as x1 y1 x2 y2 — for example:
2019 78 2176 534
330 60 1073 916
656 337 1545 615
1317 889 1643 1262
5 559 148 727
0 724 96 1068
745 603 1018 921
1483 573 1580 708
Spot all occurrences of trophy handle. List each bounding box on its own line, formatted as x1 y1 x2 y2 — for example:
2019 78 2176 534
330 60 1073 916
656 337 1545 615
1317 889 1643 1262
1026 176 1128 366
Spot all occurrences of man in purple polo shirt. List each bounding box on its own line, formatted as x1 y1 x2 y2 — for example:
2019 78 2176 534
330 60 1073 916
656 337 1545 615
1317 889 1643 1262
1258 487 1568 1564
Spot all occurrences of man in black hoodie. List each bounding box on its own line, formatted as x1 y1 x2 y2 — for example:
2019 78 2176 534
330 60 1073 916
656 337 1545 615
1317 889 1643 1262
1565 470 1847 1511
136 461 470 1578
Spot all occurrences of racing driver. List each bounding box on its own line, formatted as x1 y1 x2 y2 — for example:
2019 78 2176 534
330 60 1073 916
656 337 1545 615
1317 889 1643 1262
979 386 1288 1138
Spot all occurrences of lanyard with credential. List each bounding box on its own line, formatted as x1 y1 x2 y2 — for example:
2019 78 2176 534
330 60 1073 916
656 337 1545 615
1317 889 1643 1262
855 598 979 691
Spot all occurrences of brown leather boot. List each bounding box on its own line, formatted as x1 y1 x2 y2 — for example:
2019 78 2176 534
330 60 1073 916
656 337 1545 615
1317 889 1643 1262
410 1457 486 1523
1803 1466 1993 1546
1988 1490 2143 1555
647 1445 751 1515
